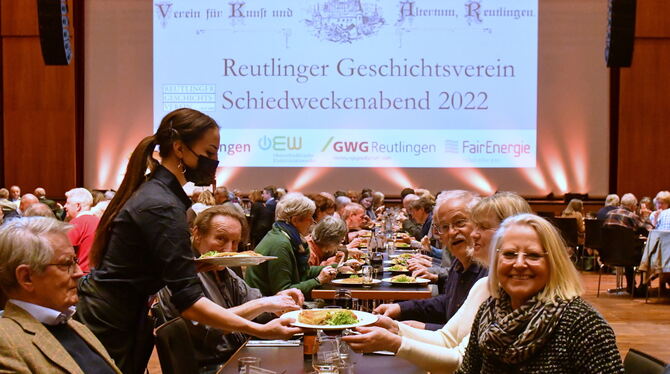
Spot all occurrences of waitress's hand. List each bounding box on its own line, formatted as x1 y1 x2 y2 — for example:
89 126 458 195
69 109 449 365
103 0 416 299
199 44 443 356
256 318 303 340
317 266 337 284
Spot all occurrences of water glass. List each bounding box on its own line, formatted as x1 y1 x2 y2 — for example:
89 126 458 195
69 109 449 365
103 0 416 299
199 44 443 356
312 336 340 373
237 356 261 373
361 265 373 287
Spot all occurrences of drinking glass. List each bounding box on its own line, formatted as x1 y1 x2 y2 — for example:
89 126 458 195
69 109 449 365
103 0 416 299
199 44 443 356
334 289 352 309
237 356 261 373
312 336 340 374
361 265 373 287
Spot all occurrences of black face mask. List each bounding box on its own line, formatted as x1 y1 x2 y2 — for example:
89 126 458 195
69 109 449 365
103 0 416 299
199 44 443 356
183 146 219 186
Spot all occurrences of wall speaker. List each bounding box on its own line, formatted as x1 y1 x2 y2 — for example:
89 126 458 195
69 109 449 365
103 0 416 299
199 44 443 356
37 0 72 65
605 0 636 67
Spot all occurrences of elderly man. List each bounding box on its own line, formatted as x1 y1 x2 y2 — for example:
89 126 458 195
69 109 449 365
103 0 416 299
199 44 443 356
596 194 620 221
374 190 487 331
604 193 647 293
0 217 121 373
341 203 371 243
213 186 229 205
34 187 61 216
4 193 39 221
157 204 302 369
407 195 435 240
399 194 422 239
64 188 100 273
9 185 21 203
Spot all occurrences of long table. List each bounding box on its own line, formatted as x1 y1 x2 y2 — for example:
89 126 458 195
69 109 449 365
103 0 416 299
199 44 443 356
216 342 424 373
311 279 432 300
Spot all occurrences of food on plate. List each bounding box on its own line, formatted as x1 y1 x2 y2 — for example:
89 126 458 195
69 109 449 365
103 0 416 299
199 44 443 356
391 257 408 266
298 309 358 326
198 250 261 259
390 274 416 283
387 264 409 272
396 253 413 259
339 275 364 284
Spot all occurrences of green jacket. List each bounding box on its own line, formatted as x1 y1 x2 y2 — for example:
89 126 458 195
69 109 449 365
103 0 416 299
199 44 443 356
245 226 324 297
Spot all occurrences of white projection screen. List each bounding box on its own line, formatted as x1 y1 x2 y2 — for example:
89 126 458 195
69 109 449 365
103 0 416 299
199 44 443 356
84 0 609 197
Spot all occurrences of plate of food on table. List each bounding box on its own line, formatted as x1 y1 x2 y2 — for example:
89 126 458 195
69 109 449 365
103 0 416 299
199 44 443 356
383 264 411 273
384 257 409 266
194 251 276 266
332 275 382 286
389 252 414 259
382 274 431 285
282 308 377 329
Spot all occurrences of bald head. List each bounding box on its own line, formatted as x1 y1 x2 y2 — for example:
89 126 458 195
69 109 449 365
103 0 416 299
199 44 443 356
34 187 46 199
19 194 39 212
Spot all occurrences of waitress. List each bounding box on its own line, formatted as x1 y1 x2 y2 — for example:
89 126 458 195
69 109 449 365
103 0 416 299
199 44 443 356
76 108 301 374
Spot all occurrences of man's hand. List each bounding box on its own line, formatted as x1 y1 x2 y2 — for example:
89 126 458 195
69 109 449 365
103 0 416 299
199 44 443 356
412 267 438 282
260 295 300 316
341 326 402 353
276 288 304 307
400 320 426 330
373 303 401 319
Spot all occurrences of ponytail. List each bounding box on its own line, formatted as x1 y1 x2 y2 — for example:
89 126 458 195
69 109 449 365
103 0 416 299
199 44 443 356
90 135 157 267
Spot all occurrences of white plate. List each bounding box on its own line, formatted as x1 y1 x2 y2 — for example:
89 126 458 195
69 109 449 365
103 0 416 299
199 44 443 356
194 255 277 267
331 278 382 286
389 253 415 259
281 309 378 330
382 277 431 285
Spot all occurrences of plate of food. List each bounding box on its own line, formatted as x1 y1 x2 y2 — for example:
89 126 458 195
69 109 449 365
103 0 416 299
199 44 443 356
389 253 414 259
385 257 409 266
194 251 277 267
282 308 377 330
382 275 431 285
332 275 382 286
394 242 411 248
384 265 411 273
335 269 363 278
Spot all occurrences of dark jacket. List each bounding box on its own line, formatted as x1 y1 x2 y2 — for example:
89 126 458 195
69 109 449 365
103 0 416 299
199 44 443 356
250 199 276 247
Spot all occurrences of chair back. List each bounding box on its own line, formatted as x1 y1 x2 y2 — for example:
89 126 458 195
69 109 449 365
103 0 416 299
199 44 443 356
624 348 667 374
585 219 603 249
551 217 579 247
600 225 642 266
155 318 200 374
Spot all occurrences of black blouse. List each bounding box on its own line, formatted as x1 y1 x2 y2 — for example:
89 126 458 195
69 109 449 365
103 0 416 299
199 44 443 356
90 165 203 312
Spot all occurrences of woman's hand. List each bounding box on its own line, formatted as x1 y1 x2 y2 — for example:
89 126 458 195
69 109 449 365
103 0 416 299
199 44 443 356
371 314 400 334
317 266 338 284
256 318 303 340
347 238 363 249
373 303 401 319
341 326 402 353
400 320 426 330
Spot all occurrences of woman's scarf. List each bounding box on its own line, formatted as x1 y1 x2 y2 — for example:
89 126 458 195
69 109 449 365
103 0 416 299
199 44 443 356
274 221 310 272
477 291 575 364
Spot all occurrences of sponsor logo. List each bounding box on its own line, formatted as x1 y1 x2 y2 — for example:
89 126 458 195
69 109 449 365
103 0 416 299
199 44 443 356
462 140 531 157
323 137 436 156
258 136 303 151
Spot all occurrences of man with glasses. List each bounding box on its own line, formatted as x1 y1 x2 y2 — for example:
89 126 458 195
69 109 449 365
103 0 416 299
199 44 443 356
0 217 121 373
374 191 488 331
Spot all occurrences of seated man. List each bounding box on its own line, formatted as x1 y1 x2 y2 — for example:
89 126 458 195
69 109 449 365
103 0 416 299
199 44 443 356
341 203 371 243
374 191 487 331
0 217 121 373
157 204 302 369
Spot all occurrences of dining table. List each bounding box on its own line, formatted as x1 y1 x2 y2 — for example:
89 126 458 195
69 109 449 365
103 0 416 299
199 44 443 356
216 341 425 373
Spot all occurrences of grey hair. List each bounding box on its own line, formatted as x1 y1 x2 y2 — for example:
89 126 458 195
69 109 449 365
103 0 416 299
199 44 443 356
335 196 351 209
276 192 316 221
434 190 481 220
605 194 620 207
311 215 348 247
0 217 72 291
65 188 94 210
620 193 637 210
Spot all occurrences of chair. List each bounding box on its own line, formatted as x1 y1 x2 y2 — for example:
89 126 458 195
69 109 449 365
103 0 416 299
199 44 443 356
551 217 579 248
155 318 200 374
624 348 667 374
585 219 603 249
598 225 643 296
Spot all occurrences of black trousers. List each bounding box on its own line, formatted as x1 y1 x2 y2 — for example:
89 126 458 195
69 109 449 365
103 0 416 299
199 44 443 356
76 276 154 374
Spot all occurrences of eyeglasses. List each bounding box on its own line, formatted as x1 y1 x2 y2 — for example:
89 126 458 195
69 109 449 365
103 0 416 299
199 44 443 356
433 218 469 235
497 249 546 264
46 257 80 274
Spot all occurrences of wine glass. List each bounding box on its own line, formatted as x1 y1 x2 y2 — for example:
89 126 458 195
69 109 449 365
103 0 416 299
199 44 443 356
312 336 340 373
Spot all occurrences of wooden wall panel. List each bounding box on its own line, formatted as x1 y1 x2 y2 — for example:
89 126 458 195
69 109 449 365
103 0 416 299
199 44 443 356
635 0 670 38
1 0 77 198
616 0 670 198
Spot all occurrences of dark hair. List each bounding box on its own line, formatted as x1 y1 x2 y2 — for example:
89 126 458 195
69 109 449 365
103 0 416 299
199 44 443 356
334 190 347 198
400 188 415 199
309 194 336 219
90 108 219 267
409 196 435 213
263 185 277 199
